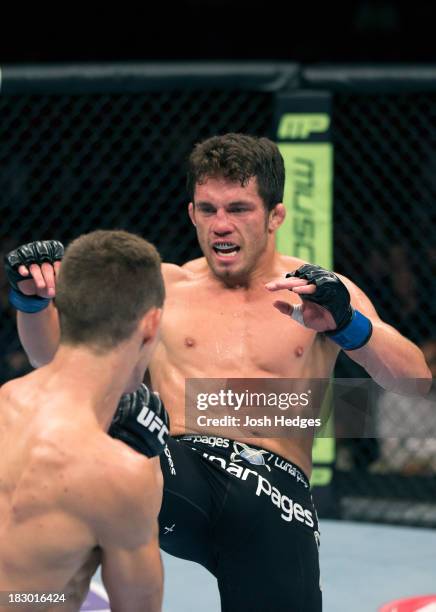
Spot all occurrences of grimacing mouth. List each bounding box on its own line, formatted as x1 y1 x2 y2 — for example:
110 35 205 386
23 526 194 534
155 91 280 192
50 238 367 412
212 241 241 256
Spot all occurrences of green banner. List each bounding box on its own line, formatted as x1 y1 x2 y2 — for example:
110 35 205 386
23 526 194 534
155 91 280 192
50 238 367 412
275 94 335 486
276 143 333 265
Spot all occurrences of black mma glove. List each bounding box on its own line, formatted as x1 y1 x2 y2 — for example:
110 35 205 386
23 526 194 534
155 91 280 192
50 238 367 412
286 264 373 350
4 240 64 313
109 383 170 458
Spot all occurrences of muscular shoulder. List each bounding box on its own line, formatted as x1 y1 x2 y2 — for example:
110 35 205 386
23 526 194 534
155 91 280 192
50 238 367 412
162 259 207 288
79 437 162 548
162 262 194 285
0 379 13 400
181 256 207 272
162 262 186 283
0 382 14 417
0 375 40 413
275 253 309 275
0 374 30 398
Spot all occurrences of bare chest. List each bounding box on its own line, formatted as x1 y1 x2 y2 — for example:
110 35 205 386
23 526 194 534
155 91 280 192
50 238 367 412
159 287 320 377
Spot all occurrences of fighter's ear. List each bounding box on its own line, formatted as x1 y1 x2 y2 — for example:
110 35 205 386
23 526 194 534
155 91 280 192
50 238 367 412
268 203 286 231
188 202 196 227
140 307 162 345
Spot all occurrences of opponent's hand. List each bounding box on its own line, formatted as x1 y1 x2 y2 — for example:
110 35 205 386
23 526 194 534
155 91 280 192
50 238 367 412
4 241 64 301
265 264 352 333
109 384 170 458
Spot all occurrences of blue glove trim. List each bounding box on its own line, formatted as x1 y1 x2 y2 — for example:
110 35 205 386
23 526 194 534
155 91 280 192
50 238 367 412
9 288 51 313
325 309 373 350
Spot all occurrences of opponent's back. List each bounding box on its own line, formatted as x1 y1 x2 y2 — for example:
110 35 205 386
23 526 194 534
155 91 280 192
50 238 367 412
0 376 104 609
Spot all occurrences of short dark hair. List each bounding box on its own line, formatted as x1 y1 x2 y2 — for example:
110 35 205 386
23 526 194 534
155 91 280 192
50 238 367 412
56 230 164 352
187 133 285 211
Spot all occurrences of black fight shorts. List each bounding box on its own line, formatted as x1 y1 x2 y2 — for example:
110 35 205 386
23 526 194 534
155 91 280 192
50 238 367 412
159 435 322 612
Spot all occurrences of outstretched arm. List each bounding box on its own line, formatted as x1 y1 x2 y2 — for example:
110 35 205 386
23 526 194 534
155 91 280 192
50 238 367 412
266 265 431 395
338 276 430 394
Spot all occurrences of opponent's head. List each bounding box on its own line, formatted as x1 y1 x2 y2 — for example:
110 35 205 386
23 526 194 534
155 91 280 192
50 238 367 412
55 230 164 389
187 133 285 283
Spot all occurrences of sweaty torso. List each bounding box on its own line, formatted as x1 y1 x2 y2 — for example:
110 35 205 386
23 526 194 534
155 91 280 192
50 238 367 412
149 254 340 476
0 378 104 612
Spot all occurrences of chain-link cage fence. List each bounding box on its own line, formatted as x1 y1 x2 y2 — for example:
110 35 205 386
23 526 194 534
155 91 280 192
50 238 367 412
329 87 436 526
0 65 278 383
1 64 435 526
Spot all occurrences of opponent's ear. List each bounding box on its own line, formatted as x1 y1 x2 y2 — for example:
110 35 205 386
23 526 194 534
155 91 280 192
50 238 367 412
141 307 162 344
268 203 286 232
188 202 196 227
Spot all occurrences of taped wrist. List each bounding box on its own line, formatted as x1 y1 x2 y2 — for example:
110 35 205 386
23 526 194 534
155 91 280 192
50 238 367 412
4 240 63 314
9 288 51 313
325 308 373 350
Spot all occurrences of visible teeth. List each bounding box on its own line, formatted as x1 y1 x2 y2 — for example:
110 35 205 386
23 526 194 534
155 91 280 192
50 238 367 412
219 250 238 257
215 242 237 251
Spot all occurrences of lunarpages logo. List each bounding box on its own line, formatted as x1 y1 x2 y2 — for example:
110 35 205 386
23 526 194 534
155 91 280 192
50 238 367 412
202 450 314 526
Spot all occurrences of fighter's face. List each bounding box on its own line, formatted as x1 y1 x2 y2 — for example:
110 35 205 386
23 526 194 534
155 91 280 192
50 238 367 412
189 176 275 282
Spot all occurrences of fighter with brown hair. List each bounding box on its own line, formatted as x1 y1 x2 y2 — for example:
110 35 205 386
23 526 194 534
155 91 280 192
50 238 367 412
1 230 167 612
7 135 432 612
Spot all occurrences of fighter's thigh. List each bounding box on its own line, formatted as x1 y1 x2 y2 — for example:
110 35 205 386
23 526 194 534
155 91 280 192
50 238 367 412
158 439 217 572
217 524 321 612
213 474 321 612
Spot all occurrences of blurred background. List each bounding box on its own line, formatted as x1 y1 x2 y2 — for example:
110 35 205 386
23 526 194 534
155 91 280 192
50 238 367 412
1 0 435 530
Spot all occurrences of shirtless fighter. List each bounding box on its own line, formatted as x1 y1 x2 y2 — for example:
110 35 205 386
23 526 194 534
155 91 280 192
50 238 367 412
6 135 432 612
1 230 170 612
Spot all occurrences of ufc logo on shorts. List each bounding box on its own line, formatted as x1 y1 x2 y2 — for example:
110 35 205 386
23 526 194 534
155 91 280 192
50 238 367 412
137 406 169 444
